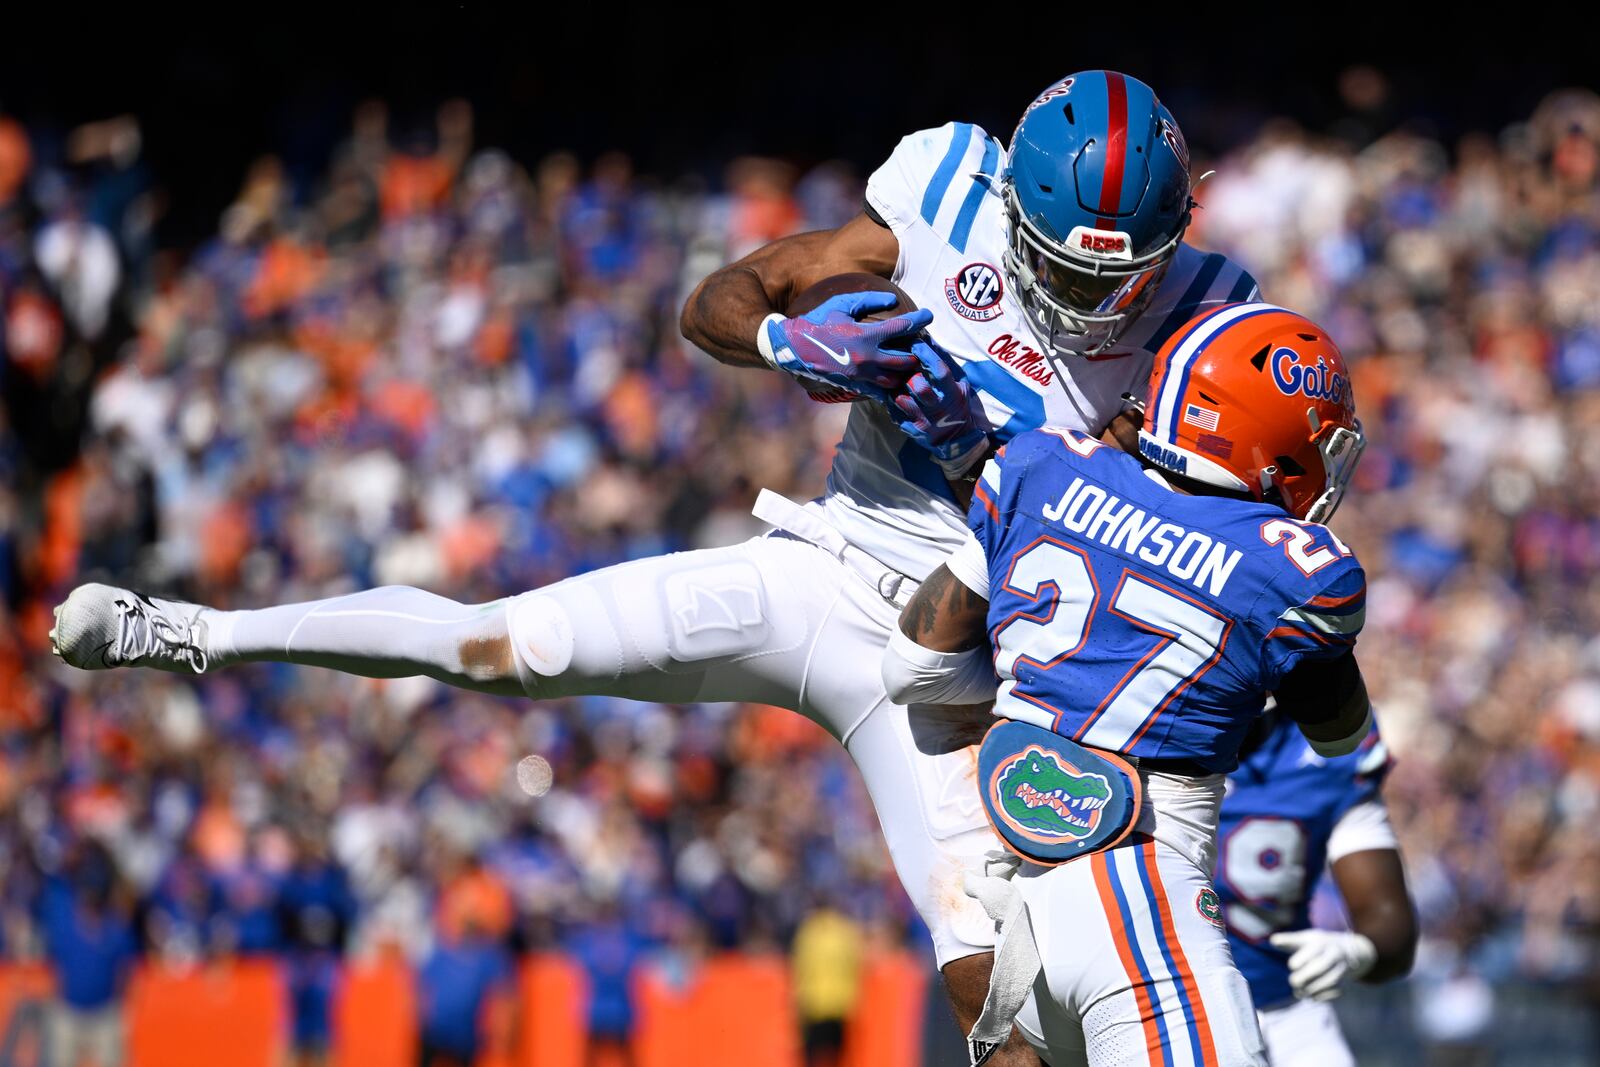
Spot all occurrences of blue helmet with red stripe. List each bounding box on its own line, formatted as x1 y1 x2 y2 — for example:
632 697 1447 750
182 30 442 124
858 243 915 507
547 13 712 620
1003 71 1193 357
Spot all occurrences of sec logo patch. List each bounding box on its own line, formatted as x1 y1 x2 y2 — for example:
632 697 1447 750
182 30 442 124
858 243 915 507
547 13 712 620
945 263 1004 322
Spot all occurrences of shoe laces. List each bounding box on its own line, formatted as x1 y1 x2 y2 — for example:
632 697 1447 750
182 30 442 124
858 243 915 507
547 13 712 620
113 597 209 674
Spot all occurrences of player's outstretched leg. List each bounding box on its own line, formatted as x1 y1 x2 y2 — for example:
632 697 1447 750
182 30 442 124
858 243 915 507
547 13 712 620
51 582 524 695
50 535 848 709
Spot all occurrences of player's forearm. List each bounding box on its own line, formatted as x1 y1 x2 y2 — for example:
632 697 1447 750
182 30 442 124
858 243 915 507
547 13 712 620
1337 850 1418 984
680 230 837 368
682 217 900 368
1357 901 1417 984
680 262 784 368
899 565 990 652
1331 844 1420 991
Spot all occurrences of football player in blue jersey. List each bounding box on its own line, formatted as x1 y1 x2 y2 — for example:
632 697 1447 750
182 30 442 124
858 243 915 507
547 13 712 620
54 72 1252 1061
881 303 1372 1066
1219 711 1416 1066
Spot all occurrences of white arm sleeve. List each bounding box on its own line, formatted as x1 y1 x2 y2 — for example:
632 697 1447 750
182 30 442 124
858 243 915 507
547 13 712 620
1326 798 1400 864
1300 702 1372 758
942 528 990 599
881 625 998 707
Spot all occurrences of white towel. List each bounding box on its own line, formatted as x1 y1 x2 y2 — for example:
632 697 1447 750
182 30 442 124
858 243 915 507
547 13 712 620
962 853 1041 1067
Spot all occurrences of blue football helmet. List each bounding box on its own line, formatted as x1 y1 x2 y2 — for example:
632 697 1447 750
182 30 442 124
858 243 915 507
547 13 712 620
1002 71 1194 357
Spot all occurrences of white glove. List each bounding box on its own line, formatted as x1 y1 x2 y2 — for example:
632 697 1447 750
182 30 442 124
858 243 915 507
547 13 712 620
1268 928 1377 1001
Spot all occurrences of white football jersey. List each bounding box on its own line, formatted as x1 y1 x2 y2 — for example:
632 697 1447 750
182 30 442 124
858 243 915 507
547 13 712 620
821 121 1260 578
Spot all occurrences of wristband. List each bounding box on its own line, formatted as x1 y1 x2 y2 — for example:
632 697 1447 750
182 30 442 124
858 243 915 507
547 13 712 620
755 313 788 370
935 435 993 479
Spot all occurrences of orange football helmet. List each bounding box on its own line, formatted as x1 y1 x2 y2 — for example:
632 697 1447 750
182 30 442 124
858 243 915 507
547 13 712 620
1136 302 1364 522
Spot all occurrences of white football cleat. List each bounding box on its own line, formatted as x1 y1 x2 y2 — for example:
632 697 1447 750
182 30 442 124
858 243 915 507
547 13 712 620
51 583 211 674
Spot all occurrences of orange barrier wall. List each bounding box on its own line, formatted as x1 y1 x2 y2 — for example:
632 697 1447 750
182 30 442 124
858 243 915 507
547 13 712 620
4 948 930 1067
0 961 53 1059
845 951 930 1067
633 954 801 1067
127 959 286 1067
515 954 588 1067
335 952 418 1067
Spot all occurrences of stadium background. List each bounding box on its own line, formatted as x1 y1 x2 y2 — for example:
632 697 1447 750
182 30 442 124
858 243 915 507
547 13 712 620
2 14 1597 1066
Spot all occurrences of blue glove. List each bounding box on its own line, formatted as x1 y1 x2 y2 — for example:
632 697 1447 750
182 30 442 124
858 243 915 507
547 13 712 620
757 292 933 396
891 337 991 477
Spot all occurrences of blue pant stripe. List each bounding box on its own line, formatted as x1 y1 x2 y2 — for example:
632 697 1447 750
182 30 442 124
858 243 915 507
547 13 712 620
1133 843 1207 1067
1107 849 1176 1067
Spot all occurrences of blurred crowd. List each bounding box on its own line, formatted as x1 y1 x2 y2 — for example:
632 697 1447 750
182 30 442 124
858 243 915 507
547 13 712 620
2 75 1598 1062
1194 87 1600 1006
0 99 902 1065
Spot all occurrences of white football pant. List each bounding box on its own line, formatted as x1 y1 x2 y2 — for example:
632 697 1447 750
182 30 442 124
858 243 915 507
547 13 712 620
1256 998 1354 1067
500 517 1001 967
1006 775 1267 1067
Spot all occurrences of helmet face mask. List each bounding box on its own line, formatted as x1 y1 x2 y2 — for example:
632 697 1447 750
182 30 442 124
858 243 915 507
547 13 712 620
1002 181 1179 358
1302 419 1366 523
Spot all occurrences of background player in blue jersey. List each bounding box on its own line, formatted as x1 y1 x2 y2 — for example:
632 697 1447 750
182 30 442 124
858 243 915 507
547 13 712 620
881 303 1372 1066
52 72 1251 1062
1220 712 1416 1066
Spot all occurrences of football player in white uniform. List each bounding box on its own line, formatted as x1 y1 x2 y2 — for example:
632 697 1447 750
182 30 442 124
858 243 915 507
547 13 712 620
52 71 1257 1058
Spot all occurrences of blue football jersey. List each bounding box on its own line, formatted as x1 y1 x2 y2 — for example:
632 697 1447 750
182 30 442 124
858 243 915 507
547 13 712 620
969 428 1366 772
1216 717 1392 1008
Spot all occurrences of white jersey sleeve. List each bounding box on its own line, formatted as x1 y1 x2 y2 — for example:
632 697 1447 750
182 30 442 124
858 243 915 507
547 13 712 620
865 122 1005 275
1326 798 1400 863
1117 244 1264 357
943 526 990 599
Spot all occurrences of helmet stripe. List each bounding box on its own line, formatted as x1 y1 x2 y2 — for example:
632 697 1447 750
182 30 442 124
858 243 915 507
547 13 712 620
1095 71 1129 229
1148 300 1240 433
1155 303 1286 440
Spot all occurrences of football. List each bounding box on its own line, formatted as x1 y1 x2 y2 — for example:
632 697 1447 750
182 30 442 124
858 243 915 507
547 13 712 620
785 273 919 402
786 272 916 319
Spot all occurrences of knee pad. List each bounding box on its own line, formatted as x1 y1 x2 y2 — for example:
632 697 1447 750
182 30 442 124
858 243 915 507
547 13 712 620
506 595 576 679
